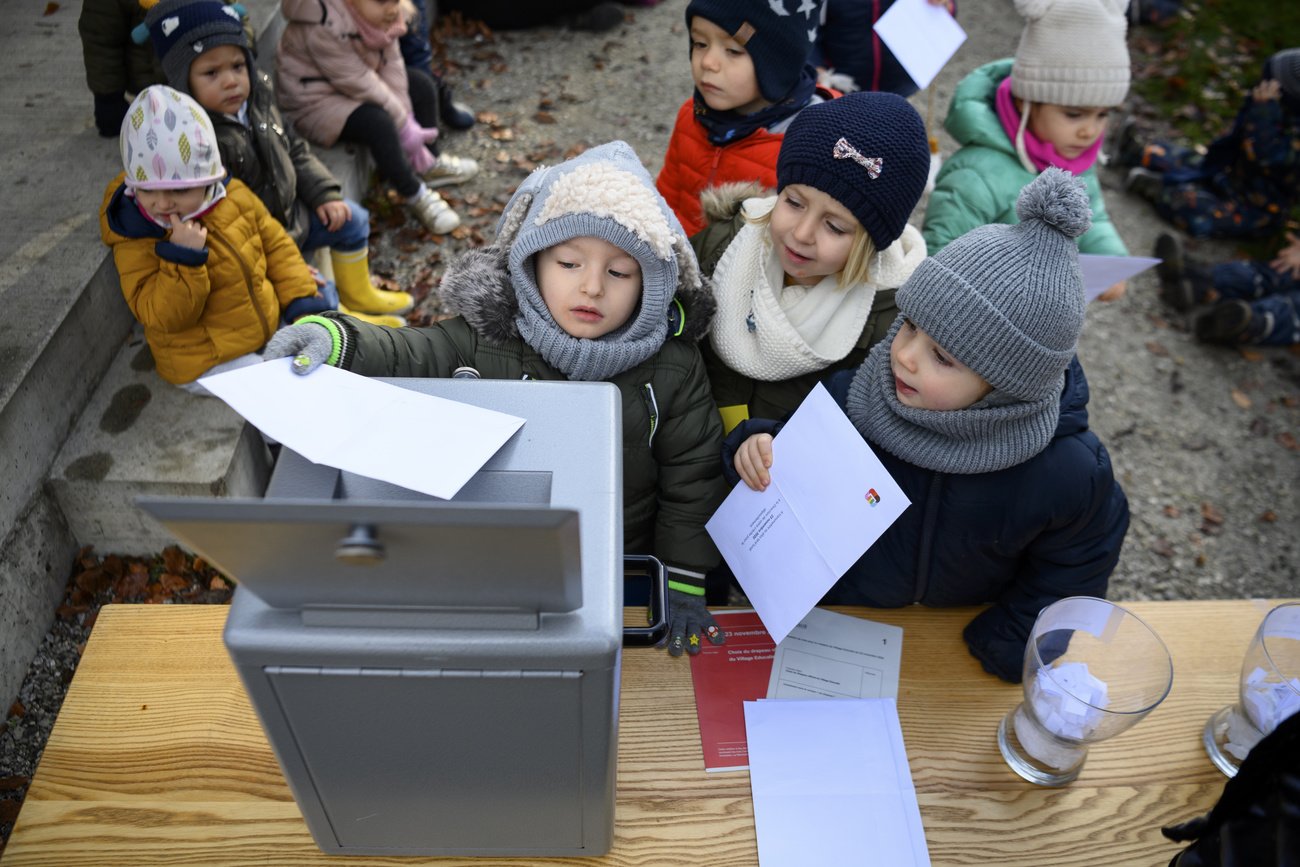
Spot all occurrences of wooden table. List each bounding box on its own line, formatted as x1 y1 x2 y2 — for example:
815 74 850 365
2 599 1284 866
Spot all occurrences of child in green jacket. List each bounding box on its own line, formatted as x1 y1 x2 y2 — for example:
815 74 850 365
922 0 1131 299
264 141 729 657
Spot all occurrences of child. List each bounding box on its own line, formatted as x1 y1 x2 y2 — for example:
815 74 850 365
657 0 834 236
1154 231 1300 346
100 86 329 393
728 169 1131 682
922 0 1130 298
137 0 411 326
692 91 931 430
1121 49 1300 241
79 0 167 137
263 141 730 654
811 0 956 97
275 0 479 236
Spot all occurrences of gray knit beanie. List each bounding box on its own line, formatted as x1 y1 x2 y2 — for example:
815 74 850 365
501 140 702 381
897 167 1090 402
1011 0 1130 107
1266 48 1300 104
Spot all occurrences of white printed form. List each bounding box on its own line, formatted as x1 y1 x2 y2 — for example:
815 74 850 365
767 608 903 701
706 384 910 644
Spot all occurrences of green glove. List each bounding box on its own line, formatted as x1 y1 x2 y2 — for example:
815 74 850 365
263 319 339 375
666 587 725 657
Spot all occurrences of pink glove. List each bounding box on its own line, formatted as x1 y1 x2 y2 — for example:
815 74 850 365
399 114 438 174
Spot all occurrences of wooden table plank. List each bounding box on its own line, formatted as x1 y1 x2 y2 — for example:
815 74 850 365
3 599 1284 866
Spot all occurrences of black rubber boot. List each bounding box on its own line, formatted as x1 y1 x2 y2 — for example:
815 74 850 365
1193 300 1253 343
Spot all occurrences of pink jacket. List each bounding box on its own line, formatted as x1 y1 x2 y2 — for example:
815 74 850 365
274 0 412 147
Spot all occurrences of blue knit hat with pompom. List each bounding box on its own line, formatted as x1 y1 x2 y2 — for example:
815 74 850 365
896 167 1091 402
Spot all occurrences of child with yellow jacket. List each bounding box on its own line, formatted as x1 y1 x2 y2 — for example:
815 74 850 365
100 86 327 392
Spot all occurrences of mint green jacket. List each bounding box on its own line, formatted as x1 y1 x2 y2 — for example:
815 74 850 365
922 59 1128 257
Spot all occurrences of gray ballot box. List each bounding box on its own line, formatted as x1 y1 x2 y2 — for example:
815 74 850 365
140 379 666 858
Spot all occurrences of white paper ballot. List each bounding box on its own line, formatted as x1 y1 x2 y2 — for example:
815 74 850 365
200 358 525 499
873 0 966 91
1079 254 1162 302
766 608 903 701
706 384 910 644
745 699 930 867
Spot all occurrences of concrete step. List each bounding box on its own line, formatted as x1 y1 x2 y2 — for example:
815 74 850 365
47 324 274 556
0 0 368 708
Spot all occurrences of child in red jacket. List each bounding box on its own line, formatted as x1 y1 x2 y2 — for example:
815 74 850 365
656 0 836 236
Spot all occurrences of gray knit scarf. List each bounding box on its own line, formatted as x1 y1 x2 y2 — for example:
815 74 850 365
513 258 668 382
844 316 1064 474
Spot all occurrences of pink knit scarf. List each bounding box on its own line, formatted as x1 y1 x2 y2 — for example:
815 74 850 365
346 3 407 49
995 78 1103 175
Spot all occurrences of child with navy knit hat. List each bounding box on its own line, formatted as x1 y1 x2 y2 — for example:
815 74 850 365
656 0 838 236
263 142 729 655
135 0 413 327
726 168 1131 682
691 90 931 431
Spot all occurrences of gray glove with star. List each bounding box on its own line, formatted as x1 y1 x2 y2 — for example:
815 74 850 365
666 587 726 657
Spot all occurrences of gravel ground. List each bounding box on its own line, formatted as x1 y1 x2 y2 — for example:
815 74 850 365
3 0 1298 852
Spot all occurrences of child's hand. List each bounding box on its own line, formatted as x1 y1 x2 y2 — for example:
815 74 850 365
168 214 207 250
1096 279 1127 302
927 0 955 13
263 322 335 375
1253 80 1282 103
734 434 774 492
305 264 329 288
1270 231 1300 280
315 200 352 232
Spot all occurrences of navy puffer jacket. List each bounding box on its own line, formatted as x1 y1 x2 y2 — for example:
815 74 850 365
722 357 1130 682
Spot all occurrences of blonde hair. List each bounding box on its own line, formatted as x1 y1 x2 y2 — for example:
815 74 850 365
745 206 876 289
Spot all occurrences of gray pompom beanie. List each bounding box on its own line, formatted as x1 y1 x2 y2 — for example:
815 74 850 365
1266 48 1300 104
1011 0 1130 107
896 167 1090 402
502 140 702 381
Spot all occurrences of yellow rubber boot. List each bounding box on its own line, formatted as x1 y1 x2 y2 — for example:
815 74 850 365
338 303 406 328
331 247 414 315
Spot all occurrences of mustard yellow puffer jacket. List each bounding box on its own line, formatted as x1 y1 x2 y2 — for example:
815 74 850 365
100 173 318 385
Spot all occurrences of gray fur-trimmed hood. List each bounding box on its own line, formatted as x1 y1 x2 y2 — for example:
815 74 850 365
439 184 717 347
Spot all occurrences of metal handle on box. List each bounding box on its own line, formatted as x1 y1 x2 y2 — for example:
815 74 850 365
622 554 668 647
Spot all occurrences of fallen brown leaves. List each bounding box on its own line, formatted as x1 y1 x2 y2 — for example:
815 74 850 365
57 545 234 623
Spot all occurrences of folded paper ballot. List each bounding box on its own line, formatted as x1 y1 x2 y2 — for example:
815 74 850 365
200 358 525 500
706 384 909 644
873 0 966 91
1079 254 1162 302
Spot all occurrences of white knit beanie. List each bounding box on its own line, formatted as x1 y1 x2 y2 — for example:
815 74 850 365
1011 0 1131 107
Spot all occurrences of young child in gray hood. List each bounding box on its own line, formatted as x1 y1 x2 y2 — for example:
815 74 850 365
266 140 730 657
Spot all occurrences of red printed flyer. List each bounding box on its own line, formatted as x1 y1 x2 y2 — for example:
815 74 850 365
687 610 776 772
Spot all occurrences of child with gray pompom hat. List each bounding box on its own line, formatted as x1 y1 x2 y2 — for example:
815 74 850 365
724 168 1131 682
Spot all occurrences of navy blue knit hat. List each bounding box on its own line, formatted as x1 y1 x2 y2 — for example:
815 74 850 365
775 92 930 249
135 0 250 94
685 0 818 103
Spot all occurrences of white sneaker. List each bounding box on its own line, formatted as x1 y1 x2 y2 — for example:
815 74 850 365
419 153 480 188
409 187 460 235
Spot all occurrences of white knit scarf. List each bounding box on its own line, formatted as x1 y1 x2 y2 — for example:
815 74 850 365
708 197 926 382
